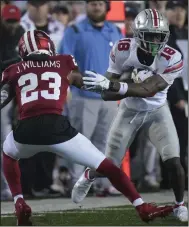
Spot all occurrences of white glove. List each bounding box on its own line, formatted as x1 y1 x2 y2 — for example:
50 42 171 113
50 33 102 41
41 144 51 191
83 71 110 91
132 69 153 83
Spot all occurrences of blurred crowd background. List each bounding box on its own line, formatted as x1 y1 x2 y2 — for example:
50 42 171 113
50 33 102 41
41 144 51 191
1 0 188 201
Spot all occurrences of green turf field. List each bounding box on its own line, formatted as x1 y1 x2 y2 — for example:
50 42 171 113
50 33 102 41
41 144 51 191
1 206 188 226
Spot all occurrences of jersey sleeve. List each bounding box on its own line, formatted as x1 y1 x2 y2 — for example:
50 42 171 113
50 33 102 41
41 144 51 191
67 55 79 71
107 41 123 75
159 51 183 85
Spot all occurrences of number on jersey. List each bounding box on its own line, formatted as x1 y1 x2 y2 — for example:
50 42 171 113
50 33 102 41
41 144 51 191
161 47 176 61
18 72 61 105
118 39 131 51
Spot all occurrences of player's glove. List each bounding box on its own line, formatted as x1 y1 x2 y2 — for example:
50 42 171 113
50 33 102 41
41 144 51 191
83 71 110 92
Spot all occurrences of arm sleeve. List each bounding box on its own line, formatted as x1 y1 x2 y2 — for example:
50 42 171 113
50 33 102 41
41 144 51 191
159 52 183 85
59 26 78 55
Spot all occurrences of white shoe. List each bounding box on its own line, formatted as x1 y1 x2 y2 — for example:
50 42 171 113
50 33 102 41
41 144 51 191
71 168 94 204
173 205 188 222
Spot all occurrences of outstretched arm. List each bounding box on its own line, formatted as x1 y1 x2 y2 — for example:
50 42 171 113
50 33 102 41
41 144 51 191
102 74 168 100
83 71 169 101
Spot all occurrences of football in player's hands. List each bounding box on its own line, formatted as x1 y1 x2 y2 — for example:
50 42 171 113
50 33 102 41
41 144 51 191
131 69 153 83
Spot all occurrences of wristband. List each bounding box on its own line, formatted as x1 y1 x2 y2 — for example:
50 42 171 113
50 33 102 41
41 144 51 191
118 82 128 95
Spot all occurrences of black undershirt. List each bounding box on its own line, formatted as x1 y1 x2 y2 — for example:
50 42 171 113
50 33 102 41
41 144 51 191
137 47 155 66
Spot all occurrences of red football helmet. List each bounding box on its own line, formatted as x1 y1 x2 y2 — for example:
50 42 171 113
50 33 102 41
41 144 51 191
18 30 56 58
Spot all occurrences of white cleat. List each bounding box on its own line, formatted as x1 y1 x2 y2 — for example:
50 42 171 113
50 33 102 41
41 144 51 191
173 205 188 222
71 168 94 204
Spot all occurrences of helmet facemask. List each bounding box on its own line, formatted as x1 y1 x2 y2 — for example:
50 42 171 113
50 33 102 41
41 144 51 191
134 30 170 56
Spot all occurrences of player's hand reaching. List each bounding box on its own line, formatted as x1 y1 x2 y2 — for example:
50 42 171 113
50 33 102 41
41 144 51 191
83 71 110 92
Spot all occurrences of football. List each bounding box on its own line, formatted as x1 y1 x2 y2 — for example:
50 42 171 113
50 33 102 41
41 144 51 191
131 69 154 83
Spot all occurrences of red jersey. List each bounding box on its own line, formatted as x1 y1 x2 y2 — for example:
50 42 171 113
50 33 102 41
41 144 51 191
2 55 77 120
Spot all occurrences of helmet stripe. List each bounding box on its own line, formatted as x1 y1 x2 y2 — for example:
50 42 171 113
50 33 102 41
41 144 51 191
151 9 159 27
30 30 38 51
23 31 31 53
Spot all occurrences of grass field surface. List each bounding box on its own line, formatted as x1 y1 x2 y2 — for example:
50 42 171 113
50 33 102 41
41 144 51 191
1 206 188 226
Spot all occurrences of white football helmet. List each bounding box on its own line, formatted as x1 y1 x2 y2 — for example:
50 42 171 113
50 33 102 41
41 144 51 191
132 9 170 55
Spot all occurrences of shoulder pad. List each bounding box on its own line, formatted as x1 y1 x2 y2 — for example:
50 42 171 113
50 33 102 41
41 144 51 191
112 38 133 64
161 46 183 74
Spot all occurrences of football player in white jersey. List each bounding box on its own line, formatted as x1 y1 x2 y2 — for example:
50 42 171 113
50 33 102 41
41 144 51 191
72 9 188 222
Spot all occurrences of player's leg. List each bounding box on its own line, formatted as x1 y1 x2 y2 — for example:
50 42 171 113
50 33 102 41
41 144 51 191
90 100 118 194
87 100 142 180
51 132 173 222
147 103 187 222
2 131 42 226
72 101 147 202
66 95 99 186
1 101 14 200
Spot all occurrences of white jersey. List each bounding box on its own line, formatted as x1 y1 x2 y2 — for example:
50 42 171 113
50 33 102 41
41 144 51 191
108 38 183 111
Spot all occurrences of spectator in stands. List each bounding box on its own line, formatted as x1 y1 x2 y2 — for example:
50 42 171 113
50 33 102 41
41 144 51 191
147 0 167 14
1 4 24 61
59 0 123 196
21 0 64 51
124 7 138 37
51 5 70 27
1 4 24 201
67 1 86 24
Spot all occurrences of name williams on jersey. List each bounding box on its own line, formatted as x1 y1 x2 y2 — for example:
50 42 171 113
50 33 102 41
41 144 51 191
16 60 60 73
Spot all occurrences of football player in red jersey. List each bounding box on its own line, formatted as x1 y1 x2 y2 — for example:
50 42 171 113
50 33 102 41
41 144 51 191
1 30 173 225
